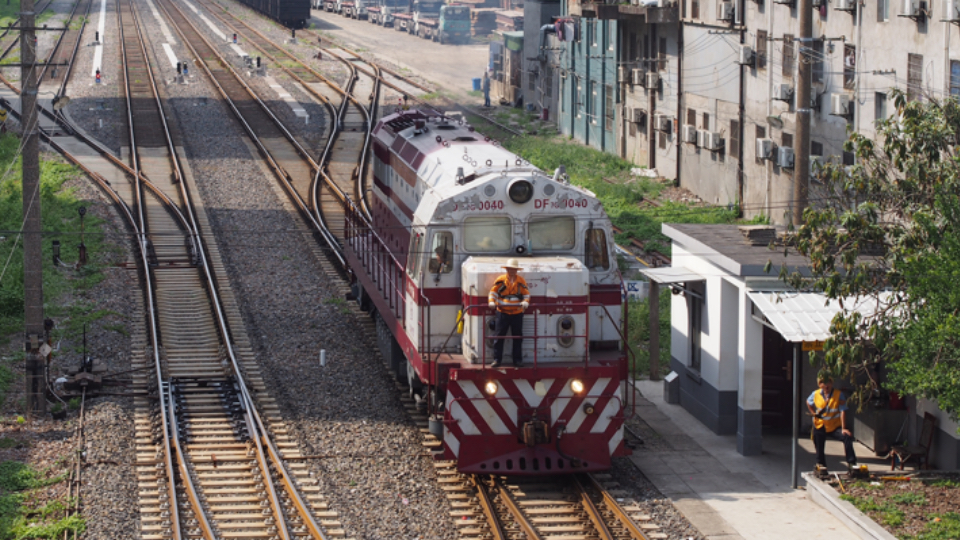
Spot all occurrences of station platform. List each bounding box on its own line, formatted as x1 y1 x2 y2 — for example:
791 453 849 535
629 380 890 540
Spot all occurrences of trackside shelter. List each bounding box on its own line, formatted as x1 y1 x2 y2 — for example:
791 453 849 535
641 224 960 468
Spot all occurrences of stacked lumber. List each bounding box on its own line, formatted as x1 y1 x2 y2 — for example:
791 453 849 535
470 7 498 35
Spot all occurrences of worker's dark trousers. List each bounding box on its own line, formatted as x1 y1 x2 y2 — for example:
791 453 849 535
493 312 523 365
813 426 856 466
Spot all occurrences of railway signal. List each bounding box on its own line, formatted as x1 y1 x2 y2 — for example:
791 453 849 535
232 33 237 44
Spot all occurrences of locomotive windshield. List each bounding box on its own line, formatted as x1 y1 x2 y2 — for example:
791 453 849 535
464 216 512 252
529 216 576 251
584 228 610 270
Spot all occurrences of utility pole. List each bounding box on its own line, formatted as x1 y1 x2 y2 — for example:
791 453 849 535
792 0 812 226
21 0 45 417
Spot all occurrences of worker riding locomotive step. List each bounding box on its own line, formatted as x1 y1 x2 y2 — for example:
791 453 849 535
487 259 530 368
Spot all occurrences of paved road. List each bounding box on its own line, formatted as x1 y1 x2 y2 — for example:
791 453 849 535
309 9 490 101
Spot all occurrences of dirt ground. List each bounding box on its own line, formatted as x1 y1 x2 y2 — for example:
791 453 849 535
830 473 960 539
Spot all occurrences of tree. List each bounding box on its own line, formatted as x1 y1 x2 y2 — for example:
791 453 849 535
781 90 960 419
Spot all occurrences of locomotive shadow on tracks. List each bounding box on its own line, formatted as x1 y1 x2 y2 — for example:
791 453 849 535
307 16 343 31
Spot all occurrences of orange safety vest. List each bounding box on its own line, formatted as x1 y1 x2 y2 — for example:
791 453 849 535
812 389 846 432
489 275 530 315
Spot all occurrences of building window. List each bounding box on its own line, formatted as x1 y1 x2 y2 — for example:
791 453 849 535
842 151 855 166
812 39 824 84
702 112 710 130
604 85 614 131
590 20 597 47
811 140 823 156
951 60 960 97
692 0 700 18
590 81 597 123
755 125 766 164
782 34 795 79
687 282 704 373
844 45 856 90
528 69 536 92
730 119 740 158
687 108 696 126
756 30 767 70
544 66 553 99
575 76 582 118
878 0 889 21
659 131 667 149
875 92 887 121
908 53 923 101
781 132 793 151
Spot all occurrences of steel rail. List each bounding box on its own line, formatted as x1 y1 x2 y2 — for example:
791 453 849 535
469 475 508 540
124 1 300 537
491 477 542 540
573 474 616 540
0 0 56 62
116 2 183 537
157 0 345 269
154 1 338 537
585 474 653 540
35 0 89 85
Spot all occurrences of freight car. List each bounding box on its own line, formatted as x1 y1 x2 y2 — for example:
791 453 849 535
238 0 309 28
342 109 632 475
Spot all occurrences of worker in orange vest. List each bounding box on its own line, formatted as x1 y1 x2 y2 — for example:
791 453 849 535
807 373 857 468
488 259 530 368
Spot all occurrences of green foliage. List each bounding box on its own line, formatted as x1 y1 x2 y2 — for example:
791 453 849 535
626 292 670 378
0 462 82 540
0 0 21 29
926 479 960 488
782 91 960 418
0 439 16 450
67 398 80 411
840 494 905 526
912 512 960 540
0 132 108 343
889 492 926 506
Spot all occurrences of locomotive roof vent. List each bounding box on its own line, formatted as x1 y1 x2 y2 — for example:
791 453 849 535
414 119 427 134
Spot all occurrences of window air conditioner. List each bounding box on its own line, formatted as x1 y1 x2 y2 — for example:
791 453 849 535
773 0 794 5
633 108 647 123
703 131 724 151
717 0 735 20
738 44 755 66
812 0 823 6
645 71 660 89
696 129 707 147
947 0 960 20
778 146 795 169
831 94 852 116
682 124 698 144
756 138 776 160
632 68 645 86
835 0 855 11
618 66 628 83
655 114 672 132
774 83 794 101
902 0 921 17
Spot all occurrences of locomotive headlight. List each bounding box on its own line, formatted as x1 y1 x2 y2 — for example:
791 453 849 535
570 379 585 394
484 381 499 396
507 179 534 204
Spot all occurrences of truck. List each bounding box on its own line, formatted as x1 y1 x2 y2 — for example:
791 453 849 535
338 0 369 18
367 0 408 26
394 1 471 44
320 0 338 12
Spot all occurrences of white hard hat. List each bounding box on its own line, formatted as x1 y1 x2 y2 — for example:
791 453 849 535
503 258 522 269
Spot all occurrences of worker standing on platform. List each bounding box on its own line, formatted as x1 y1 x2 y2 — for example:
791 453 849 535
488 259 530 368
807 373 857 468
482 69 491 108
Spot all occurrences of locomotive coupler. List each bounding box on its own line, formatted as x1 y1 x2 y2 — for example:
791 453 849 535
521 413 550 447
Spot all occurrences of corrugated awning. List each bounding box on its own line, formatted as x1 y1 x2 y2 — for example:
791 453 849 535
747 289 893 343
639 266 705 284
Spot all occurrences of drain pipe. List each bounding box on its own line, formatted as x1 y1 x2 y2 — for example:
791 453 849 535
538 24 556 61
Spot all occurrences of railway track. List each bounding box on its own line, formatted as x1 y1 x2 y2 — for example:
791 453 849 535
114 0 346 537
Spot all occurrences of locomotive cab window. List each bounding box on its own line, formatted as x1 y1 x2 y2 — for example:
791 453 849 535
464 216 512 252
407 233 424 278
428 231 454 274
529 216 576 251
584 228 610 270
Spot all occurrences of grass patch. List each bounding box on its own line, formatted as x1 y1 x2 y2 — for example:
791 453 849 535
0 461 84 539
0 438 17 450
890 492 927 506
0 0 21 28
0 133 109 345
626 292 670 378
840 494 906 527
926 479 960 488
324 297 344 305
914 512 960 540
503 135 745 254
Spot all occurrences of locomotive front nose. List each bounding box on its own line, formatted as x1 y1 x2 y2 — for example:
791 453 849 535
508 179 533 204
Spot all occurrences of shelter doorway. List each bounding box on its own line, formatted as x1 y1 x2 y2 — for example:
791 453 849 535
761 326 794 433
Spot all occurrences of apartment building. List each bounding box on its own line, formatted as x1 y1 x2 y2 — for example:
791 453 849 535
555 0 959 223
